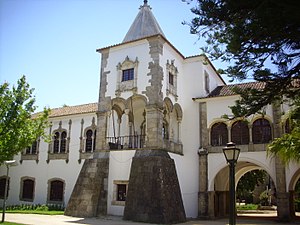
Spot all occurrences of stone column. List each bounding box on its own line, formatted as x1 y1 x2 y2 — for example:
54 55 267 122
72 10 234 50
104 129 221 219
198 150 209 218
145 106 164 149
198 102 210 218
272 102 291 221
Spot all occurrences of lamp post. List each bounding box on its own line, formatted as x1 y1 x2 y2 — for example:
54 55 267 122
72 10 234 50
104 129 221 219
223 142 240 225
2 160 17 223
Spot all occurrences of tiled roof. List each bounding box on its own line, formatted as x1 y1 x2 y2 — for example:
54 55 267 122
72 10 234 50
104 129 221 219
48 103 97 118
194 81 266 100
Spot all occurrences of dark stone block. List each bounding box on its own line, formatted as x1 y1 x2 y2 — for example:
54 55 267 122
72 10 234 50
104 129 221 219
124 150 186 224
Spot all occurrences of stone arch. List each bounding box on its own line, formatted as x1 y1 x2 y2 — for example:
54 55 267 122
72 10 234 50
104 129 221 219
163 97 173 113
173 103 183 120
289 168 300 191
209 156 277 218
209 154 275 192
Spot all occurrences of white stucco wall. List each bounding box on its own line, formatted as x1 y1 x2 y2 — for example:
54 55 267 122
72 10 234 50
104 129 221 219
0 113 97 207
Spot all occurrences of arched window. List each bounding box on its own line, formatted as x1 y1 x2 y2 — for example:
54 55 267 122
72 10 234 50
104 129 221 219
231 120 249 145
252 118 272 144
26 140 38 154
93 130 97 151
52 130 67 153
211 122 228 146
53 132 60 153
49 180 64 202
60 131 67 153
85 130 93 152
21 178 34 201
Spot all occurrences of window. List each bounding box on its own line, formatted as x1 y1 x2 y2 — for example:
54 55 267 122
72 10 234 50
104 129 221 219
21 178 34 201
162 121 169 140
122 68 134 81
53 132 60 153
205 71 210 93
252 118 272 144
116 56 138 96
231 120 249 145
169 72 174 85
0 177 9 199
85 129 97 152
60 131 67 153
166 60 178 98
49 180 64 202
26 141 37 154
112 180 128 206
52 131 67 153
211 122 228 146
117 184 127 201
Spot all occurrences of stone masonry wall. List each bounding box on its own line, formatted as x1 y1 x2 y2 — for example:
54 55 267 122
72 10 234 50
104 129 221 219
123 150 186 224
64 155 109 217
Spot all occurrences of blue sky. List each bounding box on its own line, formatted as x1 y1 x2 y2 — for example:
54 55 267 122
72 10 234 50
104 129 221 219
1 0 229 111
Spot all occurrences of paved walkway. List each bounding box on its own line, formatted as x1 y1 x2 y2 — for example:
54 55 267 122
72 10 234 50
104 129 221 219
5 213 300 225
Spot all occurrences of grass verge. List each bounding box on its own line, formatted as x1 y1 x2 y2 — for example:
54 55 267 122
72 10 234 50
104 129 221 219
6 210 64 215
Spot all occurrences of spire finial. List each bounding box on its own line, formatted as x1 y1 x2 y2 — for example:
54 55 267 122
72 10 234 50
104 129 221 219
144 0 148 5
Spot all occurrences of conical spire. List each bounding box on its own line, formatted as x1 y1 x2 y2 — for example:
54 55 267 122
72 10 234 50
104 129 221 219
122 1 165 43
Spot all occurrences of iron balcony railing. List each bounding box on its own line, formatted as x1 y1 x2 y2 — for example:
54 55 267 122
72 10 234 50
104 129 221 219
106 135 145 150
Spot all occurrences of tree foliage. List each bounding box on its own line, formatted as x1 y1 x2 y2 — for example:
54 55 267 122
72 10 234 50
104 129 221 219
268 96 300 163
185 0 300 163
0 76 50 163
237 170 267 203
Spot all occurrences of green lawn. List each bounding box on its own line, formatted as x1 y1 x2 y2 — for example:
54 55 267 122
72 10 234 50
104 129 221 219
236 203 259 210
1 222 26 225
6 210 64 215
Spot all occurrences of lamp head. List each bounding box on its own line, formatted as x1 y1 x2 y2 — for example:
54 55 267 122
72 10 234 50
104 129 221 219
223 142 240 164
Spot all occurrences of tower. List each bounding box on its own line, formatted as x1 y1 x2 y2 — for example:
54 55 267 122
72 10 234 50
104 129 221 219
65 1 186 223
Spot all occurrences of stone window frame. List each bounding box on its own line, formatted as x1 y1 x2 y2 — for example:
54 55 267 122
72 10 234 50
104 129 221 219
210 122 228 146
0 176 9 199
47 120 71 163
166 59 178 100
79 117 97 162
231 120 250 145
47 178 65 204
21 138 40 163
112 180 129 206
19 176 35 202
116 56 139 96
252 118 272 144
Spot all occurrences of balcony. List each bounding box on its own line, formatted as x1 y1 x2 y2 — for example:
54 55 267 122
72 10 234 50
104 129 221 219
106 135 145 150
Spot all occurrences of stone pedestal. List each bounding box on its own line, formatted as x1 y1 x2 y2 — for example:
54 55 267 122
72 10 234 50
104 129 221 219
64 153 109 217
123 150 186 224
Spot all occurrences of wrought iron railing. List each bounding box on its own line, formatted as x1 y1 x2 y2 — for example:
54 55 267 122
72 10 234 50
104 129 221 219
106 135 145 150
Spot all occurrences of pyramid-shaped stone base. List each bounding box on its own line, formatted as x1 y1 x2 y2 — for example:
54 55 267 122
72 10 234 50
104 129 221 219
65 154 109 217
123 150 186 224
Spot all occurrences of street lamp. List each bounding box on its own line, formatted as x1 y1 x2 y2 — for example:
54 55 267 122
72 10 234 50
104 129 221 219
223 142 240 225
2 160 17 223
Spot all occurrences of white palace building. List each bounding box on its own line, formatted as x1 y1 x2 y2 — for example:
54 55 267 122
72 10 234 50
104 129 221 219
1 1 299 223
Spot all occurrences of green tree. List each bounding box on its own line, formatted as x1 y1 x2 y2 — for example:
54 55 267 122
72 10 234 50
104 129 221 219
237 170 267 203
185 0 300 162
0 76 50 162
